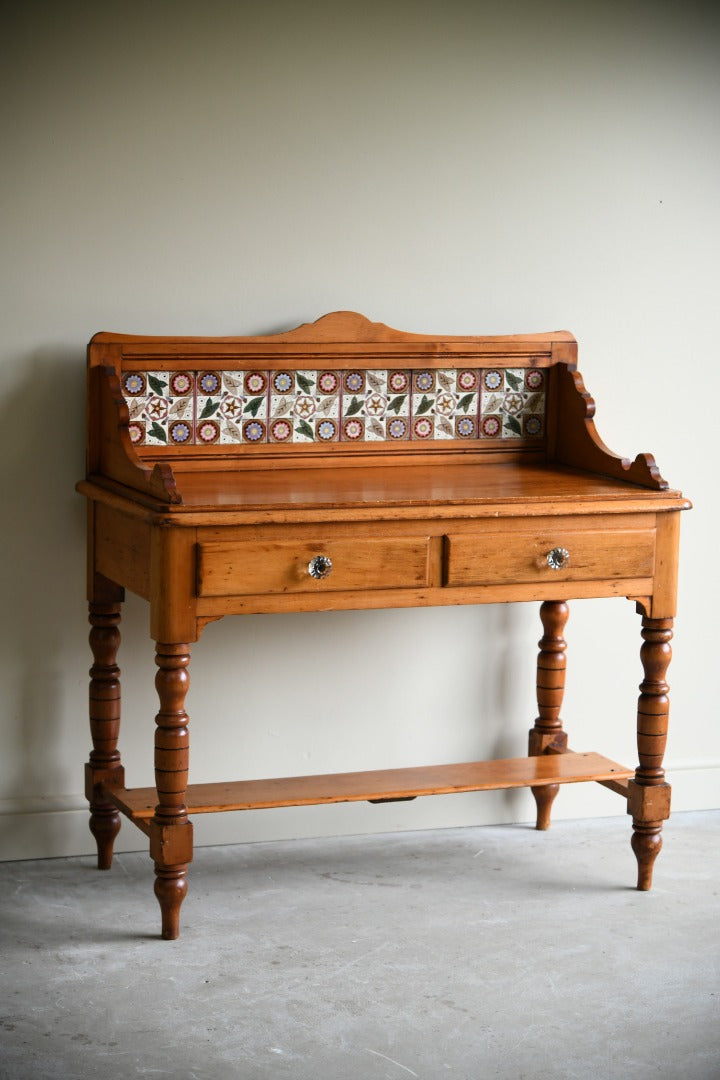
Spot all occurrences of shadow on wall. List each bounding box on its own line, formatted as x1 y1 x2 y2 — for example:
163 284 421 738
481 603 532 819
0 346 89 811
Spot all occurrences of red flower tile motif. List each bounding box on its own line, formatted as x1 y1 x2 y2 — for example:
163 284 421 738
270 418 292 442
318 371 339 395
342 417 364 440
244 372 267 395
388 371 410 393
413 416 433 439
170 372 194 396
197 420 220 444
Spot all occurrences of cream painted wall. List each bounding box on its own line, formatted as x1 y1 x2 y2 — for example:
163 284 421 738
1 0 718 861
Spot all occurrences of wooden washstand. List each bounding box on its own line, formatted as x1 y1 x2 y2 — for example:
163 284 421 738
77 312 689 939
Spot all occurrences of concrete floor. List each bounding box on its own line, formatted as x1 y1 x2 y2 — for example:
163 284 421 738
1 812 718 1080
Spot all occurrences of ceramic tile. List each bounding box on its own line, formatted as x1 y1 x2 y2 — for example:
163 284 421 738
410 368 479 441
479 368 545 440
122 370 194 446
338 370 411 442
269 368 342 443
120 366 546 446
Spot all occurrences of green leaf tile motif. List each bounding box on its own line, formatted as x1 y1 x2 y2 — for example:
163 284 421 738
200 399 219 419
296 373 315 394
295 419 315 441
148 421 167 443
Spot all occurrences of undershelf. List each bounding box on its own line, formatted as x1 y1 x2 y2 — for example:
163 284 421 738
103 752 632 829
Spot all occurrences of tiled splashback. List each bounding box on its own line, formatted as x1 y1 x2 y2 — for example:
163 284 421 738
120 367 546 446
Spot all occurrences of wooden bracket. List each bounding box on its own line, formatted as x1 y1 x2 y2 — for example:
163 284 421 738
553 364 669 490
91 365 182 504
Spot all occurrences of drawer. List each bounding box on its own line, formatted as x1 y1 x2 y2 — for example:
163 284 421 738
445 529 655 586
197 536 432 597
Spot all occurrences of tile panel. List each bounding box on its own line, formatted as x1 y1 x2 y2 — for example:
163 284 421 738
120 367 546 446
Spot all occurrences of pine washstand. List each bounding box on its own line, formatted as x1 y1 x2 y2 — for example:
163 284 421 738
76 311 690 939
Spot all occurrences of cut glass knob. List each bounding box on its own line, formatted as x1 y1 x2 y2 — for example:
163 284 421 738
308 554 333 580
546 547 570 570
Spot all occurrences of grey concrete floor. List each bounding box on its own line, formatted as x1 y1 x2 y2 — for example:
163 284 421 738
1 811 718 1080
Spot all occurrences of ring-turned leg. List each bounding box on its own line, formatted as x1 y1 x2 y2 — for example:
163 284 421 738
85 600 125 869
628 617 673 890
150 643 194 940
529 601 569 830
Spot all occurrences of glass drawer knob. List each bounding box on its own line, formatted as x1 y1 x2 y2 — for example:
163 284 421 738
308 554 333 580
546 547 570 570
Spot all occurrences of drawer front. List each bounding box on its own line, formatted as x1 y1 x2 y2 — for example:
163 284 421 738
198 536 431 597
445 529 655 586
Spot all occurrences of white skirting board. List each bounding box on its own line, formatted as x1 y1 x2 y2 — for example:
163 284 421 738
1 762 718 863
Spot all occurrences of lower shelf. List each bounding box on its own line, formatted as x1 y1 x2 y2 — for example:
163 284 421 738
103 751 632 827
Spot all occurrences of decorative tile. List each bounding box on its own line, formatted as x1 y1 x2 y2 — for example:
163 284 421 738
410 368 479 441
479 368 545 440
269 368 341 443
120 366 546 445
122 370 194 446
339 370 407 442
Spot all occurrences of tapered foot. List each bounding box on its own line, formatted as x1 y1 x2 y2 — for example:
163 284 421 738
631 821 663 890
89 806 122 870
531 783 560 831
154 866 188 940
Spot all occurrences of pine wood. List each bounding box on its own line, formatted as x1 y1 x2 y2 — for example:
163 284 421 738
529 601 570 830
103 752 633 820
553 363 668 490
85 602 124 869
77 312 690 938
445 528 655 586
151 644 193 940
629 617 674 890
198 536 432 596
80 461 687 515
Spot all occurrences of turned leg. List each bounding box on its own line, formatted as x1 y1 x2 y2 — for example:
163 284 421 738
529 600 569 830
150 643 194 940
629 617 673 890
85 601 125 869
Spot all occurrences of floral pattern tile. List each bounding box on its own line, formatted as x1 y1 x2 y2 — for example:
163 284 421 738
120 367 546 445
122 371 194 446
479 368 545 439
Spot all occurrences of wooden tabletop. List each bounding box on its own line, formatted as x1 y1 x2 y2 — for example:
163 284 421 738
140 462 688 514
